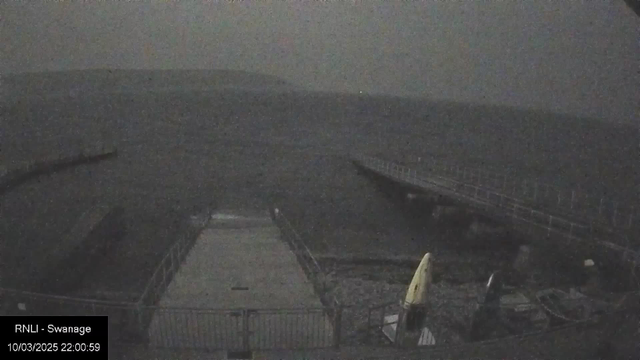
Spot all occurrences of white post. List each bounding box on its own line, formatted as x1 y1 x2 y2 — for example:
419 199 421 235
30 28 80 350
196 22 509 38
571 190 575 210
569 223 574 239
170 245 175 274
598 198 604 216
163 259 167 286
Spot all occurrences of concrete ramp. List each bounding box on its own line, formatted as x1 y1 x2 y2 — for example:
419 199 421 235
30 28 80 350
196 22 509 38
148 210 334 351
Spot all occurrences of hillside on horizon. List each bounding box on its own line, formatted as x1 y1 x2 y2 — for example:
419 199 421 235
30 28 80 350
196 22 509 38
2 67 635 128
0 69 303 100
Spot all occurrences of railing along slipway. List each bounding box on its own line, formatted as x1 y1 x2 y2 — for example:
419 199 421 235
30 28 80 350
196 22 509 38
137 210 211 307
353 154 639 266
0 287 140 337
0 208 212 340
133 209 213 339
408 154 636 233
271 208 343 348
143 305 337 351
1 203 638 355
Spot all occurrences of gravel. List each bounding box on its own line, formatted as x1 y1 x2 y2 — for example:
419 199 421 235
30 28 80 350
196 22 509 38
318 258 487 346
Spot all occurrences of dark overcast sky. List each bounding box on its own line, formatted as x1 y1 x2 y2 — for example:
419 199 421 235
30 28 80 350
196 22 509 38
1 1 638 123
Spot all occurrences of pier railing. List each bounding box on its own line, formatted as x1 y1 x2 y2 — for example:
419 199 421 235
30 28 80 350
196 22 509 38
406 155 636 233
353 154 639 265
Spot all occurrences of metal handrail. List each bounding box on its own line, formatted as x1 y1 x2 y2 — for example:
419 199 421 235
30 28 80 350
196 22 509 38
408 154 636 231
353 154 639 263
137 209 211 306
273 208 341 309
